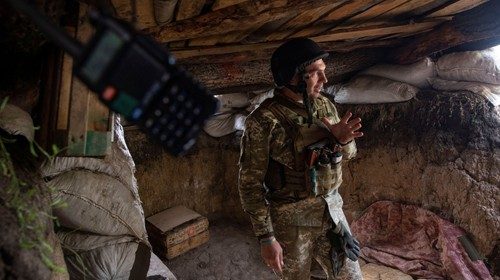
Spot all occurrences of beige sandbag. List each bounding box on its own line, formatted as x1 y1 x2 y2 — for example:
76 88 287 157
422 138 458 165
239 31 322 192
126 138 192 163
436 49 500 84
203 112 246 137
334 75 418 104
361 57 436 88
49 170 148 239
63 239 139 280
429 78 500 106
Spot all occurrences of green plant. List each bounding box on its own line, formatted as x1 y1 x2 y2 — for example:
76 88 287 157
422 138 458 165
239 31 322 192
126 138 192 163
0 98 66 274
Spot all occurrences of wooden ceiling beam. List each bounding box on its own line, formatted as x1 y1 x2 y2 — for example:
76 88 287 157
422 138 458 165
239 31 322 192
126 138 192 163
147 0 337 42
393 0 500 64
171 38 402 61
292 0 385 38
310 19 448 42
427 0 488 17
211 0 248 11
264 2 344 42
182 47 390 93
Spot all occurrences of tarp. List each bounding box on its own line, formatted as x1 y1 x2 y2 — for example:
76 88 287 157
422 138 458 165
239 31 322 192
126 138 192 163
351 201 492 280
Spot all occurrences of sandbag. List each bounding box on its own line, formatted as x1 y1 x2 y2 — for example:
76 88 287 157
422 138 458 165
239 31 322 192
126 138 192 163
334 75 418 104
361 57 436 88
42 116 148 243
215 93 251 113
429 78 500 106
203 112 246 137
63 239 140 280
436 49 500 84
49 170 148 238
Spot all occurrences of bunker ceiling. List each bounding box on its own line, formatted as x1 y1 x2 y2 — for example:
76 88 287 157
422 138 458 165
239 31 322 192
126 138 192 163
106 0 500 93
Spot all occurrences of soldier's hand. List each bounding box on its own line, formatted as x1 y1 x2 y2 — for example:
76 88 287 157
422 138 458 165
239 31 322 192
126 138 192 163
322 112 363 144
261 239 284 273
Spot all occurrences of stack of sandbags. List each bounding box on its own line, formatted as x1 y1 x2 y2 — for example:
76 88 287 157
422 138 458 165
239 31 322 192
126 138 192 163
334 75 419 104
334 58 435 104
42 116 150 279
430 48 500 106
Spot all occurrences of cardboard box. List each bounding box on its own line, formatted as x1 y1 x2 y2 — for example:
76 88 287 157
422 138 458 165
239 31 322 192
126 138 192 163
146 206 209 259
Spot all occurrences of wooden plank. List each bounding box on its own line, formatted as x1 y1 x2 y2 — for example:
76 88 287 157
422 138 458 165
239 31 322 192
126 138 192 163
265 2 344 42
68 3 92 155
378 0 437 18
292 0 385 38
344 0 412 24
148 0 336 42
427 0 488 17
243 14 296 43
178 39 401 64
393 0 500 63
189 23 265 46
171 38 401 60
311 19 447 42
175 0 206 21
57 27 76 131
211 0 247 10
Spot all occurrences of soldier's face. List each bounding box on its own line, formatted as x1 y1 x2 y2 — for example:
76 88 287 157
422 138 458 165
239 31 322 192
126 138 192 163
305 59 328 99
291 59 328 99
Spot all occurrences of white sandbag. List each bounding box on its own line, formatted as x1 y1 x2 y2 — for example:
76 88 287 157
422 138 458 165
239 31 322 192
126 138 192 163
361 57 436 88
49 170 148 238
203 112 246 137
429 78 500 106
215 93 251 113
436 49 500 84
334 75 418 104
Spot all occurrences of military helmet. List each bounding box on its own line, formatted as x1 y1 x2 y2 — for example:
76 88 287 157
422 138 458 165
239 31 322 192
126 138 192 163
271 38 328 88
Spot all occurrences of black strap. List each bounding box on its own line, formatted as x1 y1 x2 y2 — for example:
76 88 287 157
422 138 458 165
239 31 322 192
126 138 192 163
128 242 151 280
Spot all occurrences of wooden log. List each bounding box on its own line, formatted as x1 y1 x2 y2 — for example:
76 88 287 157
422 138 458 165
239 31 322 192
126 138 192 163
393 0 500 64
175 0 206 21
264 2 344 42
427 0 488 18
147 0 336 42
182 47 390 93
171 38 401 61
311 19 447 43
211 0 247 10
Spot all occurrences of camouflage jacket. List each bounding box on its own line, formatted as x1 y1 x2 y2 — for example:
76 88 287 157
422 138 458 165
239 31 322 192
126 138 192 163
238 91 356 237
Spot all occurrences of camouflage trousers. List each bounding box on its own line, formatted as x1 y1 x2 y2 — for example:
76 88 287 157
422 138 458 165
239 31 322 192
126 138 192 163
271 196 362 280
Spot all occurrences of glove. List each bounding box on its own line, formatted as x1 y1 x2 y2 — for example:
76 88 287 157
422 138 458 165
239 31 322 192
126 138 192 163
327 221 361 262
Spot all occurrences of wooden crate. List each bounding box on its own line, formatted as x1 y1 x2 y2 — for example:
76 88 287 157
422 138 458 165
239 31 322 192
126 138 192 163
146 206 209 259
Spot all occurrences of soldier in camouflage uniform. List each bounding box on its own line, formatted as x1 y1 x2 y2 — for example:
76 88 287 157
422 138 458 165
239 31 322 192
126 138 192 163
238 38 364 280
